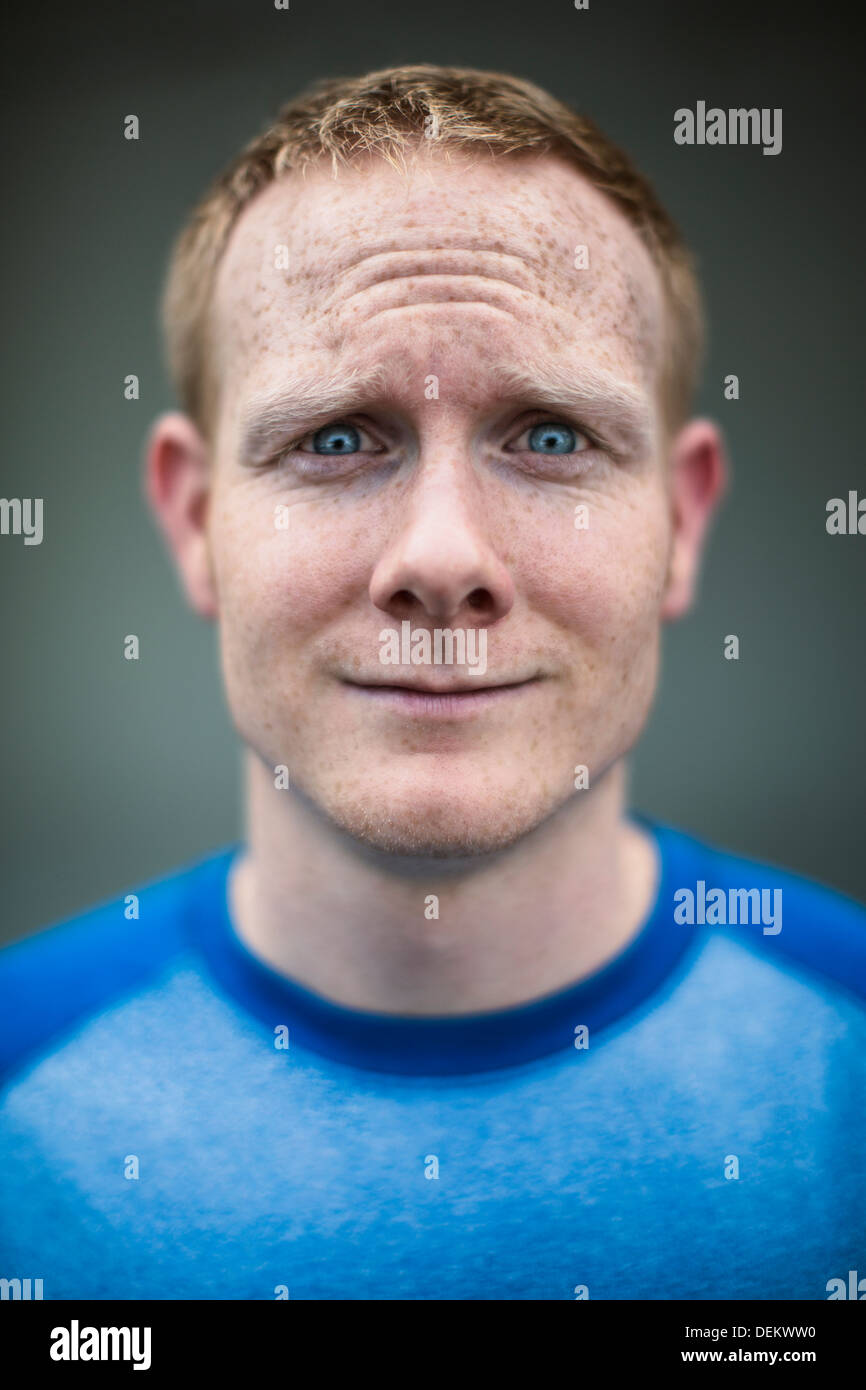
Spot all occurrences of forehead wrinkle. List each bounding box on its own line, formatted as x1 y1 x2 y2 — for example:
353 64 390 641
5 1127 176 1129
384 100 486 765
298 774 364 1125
313 238 649 331
318 247 539 312
326 274 538 329
315 259 655 370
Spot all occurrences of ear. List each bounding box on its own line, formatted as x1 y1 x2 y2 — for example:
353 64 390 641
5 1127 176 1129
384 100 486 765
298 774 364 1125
143 411 218 619
661 417 728 621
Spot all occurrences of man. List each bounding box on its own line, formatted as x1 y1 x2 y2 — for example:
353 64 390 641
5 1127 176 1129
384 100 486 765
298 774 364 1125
1 64 863 1301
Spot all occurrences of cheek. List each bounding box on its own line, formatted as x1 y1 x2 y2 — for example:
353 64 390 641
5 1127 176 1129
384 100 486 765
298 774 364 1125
208 494 373 648
520 486 672 649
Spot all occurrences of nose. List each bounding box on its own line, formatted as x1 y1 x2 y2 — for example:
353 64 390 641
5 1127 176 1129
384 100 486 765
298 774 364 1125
368 455 515 626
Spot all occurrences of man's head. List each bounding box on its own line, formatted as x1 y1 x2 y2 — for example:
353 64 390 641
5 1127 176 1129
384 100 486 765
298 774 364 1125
147 64 725 859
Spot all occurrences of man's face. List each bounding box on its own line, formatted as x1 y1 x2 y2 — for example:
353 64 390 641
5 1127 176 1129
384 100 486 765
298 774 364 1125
199 146 679 856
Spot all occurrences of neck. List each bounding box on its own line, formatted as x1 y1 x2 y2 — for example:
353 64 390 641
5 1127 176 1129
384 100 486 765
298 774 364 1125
228 756 659 1016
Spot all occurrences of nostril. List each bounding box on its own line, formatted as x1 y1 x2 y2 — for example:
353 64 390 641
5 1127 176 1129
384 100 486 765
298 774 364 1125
467 588 493 611
389 590 420 618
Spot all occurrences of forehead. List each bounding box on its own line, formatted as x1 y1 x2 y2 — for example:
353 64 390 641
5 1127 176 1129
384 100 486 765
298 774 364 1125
209 146 665 432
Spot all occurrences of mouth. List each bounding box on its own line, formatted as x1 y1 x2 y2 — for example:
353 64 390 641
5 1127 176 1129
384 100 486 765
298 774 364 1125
340 675 542 719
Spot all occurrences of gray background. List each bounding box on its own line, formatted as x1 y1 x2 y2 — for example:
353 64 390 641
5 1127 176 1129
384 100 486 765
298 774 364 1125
1 0 863 945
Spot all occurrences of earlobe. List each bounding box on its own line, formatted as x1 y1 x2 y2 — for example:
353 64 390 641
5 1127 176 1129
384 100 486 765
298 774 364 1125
144 411 218 619
660 418 728 622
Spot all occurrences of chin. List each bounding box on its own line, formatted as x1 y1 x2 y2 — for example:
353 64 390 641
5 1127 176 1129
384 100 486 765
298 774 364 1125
311 770 567 863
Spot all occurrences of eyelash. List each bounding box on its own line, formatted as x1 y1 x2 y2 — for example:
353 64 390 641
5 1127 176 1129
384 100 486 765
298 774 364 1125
268 413 605 471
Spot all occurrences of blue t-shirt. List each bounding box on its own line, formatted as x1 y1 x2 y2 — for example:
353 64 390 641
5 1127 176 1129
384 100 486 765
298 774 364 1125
1 817 864 1301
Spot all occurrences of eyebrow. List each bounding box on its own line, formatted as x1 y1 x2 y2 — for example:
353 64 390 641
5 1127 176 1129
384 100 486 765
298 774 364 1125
498 357 656 456
237 356 656 462
237 364 393 462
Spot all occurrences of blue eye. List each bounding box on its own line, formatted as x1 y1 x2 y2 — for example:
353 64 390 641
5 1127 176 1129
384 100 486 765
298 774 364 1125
311 423 362 454
527 422 580 454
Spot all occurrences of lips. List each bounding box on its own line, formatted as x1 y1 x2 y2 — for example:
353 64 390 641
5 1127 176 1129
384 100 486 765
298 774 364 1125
342 676 538 695
339 675 542 720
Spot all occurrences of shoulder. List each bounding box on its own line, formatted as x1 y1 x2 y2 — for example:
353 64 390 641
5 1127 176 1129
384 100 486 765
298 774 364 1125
0 846 236 1087
653 818 866 1007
